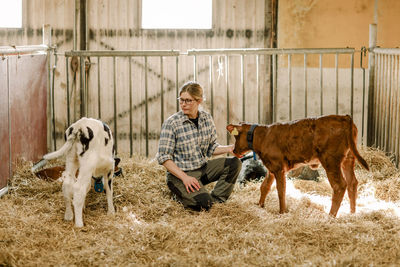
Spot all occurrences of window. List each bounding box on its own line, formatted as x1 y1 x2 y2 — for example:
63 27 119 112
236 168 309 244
0 0 22 28
142 0 212 29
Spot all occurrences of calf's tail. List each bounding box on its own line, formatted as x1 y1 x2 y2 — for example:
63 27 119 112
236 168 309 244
31 137 74 173
43 140 74 160
347 115 369 171
43 125 78 160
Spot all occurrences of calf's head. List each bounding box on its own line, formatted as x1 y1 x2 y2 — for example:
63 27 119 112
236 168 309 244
226 123 252 157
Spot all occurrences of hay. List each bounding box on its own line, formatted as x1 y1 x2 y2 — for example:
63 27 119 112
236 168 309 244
1 147 400 266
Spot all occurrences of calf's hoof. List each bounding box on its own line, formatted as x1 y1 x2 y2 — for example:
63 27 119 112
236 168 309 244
107 207 115 215
74 219 84 228
64 211 73 221
258 201 265 208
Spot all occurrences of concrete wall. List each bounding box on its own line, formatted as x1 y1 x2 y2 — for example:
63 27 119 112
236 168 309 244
277 0 400 66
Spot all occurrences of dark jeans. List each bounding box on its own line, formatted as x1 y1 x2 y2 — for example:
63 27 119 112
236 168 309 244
166 157 242 211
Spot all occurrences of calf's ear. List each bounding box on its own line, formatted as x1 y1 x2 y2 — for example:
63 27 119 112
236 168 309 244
226 124 240 136
226 124 234 132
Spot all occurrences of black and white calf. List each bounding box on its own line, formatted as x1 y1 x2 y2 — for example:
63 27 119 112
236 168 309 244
38 117 115 227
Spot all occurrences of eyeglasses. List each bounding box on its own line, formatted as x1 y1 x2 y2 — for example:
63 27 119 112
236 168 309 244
178 97 197 105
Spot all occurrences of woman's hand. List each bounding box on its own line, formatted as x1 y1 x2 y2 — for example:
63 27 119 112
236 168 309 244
213 144 235 156
181 175 201 193
226 144 235 155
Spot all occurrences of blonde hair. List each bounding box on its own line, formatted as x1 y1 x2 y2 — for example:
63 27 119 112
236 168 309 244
179 81 204 101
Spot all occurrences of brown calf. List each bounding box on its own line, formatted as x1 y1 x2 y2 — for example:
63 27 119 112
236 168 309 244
227 115 369 217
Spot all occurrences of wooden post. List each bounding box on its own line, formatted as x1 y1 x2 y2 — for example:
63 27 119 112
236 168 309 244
42 24 51 46
367 23 377 146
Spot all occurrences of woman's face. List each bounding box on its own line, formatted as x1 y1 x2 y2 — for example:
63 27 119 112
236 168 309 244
179 92 202 119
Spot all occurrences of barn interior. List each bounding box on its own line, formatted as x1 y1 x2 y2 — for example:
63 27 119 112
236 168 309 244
1 0 400 266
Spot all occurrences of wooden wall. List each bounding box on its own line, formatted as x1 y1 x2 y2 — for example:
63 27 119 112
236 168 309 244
0 0 274 157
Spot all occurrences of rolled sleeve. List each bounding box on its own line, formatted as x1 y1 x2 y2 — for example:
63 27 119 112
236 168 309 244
157 122 175 165
205 119 219 157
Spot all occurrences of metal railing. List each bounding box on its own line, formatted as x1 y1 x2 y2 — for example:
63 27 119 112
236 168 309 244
188 47 362 142
371 48 400 165
63 50 180 156
51 47 366 158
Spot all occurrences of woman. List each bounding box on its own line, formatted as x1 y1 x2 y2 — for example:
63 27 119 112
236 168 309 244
156 81 242 211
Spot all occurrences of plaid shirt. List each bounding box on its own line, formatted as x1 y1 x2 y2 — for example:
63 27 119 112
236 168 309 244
157 110 219 171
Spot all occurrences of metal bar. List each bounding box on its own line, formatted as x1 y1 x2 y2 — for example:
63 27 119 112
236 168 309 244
320 54 323 115
376 54 382 147
47 48 52 151
387 55 394 151
113 56 117 153
385 54 390 150
66 57 70 126
187 48 356 56
374 54 379 146
209 55 214 117
97 56 101 119
7 57 12 187
226 55 230 144
272 54 277 122
373 48 400 55
65 50 180 57
288 54 292 120
304 54 308 117
80 56 84 117
350 53 354 117
0 45 49 56
360 49 366 144
384 54 390 150
256 54 260 123
129 57 133 157
0 187 8 198
51 54 57 150
394 55 399 163
176 56 179 112
193 55 197 81
241 54 245 121
335 53 339 115
160 56 164 125
85 59 88 116
395 55 400 166
145 56 149 157
381 54 387 149
392 55 397 155
367 24 377 146
378 53 383 147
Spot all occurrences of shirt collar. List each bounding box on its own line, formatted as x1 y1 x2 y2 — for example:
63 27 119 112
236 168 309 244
177 110 204 123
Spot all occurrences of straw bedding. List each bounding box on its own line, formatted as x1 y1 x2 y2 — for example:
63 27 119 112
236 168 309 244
1 147 400 266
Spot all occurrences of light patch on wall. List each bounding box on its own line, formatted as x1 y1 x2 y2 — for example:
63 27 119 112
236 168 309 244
142 0 212 29
0 0 22 28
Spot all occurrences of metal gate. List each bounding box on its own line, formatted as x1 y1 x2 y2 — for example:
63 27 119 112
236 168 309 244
369 48 400 165
52 47 366 158
0 44 50 197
